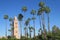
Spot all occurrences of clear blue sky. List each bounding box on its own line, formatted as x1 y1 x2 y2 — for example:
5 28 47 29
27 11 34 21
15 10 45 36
0 0 60 37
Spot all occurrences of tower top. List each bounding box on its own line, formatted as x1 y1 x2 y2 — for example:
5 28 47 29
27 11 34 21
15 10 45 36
14 16 18 20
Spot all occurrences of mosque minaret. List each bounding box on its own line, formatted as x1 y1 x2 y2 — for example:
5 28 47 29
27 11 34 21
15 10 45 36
13 16 20 39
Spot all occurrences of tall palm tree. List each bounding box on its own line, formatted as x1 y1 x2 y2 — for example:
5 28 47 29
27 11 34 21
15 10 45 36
39 2 45 31
37 8 43 34
27 18 31 37
29 26 34 39
22 6 27 38
31 9 36 37
18 14 23 39
39 2 47 40
25 19 29 38
25 18 31 38
9 17 13 37
45 6 50 32
4 15 8 38
22 6 27 20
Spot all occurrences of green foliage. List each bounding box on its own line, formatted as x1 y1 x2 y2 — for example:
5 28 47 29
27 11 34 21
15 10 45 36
0 37 6 40
25 18 31 26
32 17 36 20
45 6 50 13
37 8 42 15
37 7 45 16
27 18 31 21
25 19 29 26
0 36 19 40
9 17 13 21
29 26 34 32
18 14 23 21
39 2 45 7
31 9 36 15
22 6 27 12
4 15 8 19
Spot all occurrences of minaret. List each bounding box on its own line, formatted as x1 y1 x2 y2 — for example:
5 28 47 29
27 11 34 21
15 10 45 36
14 16 19 39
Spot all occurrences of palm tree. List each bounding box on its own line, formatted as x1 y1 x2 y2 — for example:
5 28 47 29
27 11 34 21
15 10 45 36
25 20 29 38
39 2 45 31
41 7 47 40
9 17 14 37
27 18 31 38
29 26 34 39
22 6 27 19
31 9 36 37
22 6 27 38
39 2 47 40
25 18 31 38
37 7 47 40
4 15 8 38
18 14 23 39
37 8 43 34
45 6 50 32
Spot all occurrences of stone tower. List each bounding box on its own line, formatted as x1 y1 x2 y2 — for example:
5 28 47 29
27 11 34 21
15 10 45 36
13 16 19 39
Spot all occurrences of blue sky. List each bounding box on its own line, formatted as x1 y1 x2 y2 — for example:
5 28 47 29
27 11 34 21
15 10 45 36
0 0 60 37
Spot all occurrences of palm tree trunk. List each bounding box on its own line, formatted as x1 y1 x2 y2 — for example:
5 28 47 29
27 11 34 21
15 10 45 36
33 15 35 38
12 21 14 37
47 14 50 32
12 22 14 37
24 27 26 37
10 23 12 37
42 13 47 40
39 15 42 34
5 20 7 38
20 21 22 39
30 30 31 39
10 22 13 37
29 22 31 39
27 26 28 38
25 26 28 38
33 20 35 37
